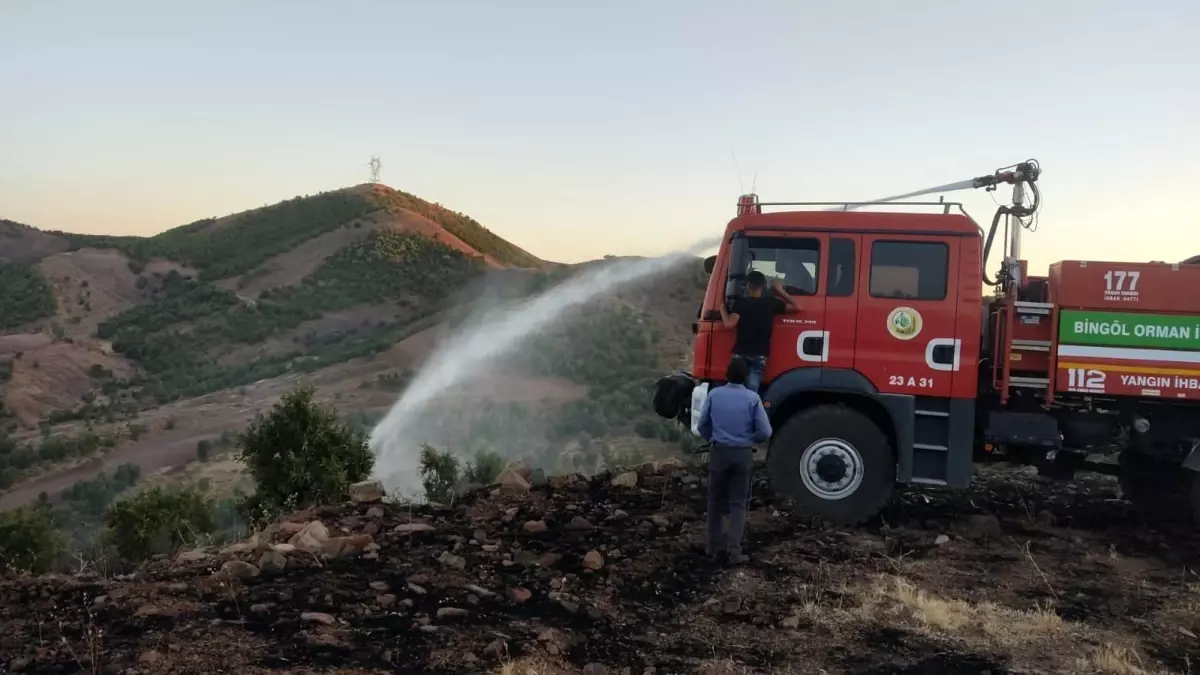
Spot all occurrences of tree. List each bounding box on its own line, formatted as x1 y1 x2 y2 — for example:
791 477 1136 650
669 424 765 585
419 445 459 503
237 384 373 520
105 486 216 560
196 439 212 462
0 505 64 573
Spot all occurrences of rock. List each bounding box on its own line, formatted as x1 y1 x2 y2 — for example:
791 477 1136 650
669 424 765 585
582 550 605 571
301 611 336 626
523 519 549 533
258 550 287 574
377 594 396 608
467 584 497 598
250 603 271 615
288 521 330 553
9 657 30 671
538 552 563 567
483 639 508 657
139 651 162 665
217 560 260 581
482 544 500 552
649 514 670 528
567 516 594 530
408 583 428 595
366 506 385 519
321 534 374 558
781 615 801 629
369 581 389 592
394 522 435 534
272 543 296 554
506 459 533 479
612 471 639 488
93 595 108 608
438 551 467 570
681 475 700 486
656 459 682 474
583 664 608 675
507 587 532 603
175 549 208 563
277 521 306 536
530 468 547 486
934 534 951 546
967 514 1002 535
437 607 470 619
349 480 385 504
408 573 429 584
496 468 531 493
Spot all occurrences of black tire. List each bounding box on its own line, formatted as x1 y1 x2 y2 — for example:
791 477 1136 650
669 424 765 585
1118 450 1196 525
766 404 895 526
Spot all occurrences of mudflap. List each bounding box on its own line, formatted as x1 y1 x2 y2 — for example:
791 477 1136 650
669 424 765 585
652 373 695 422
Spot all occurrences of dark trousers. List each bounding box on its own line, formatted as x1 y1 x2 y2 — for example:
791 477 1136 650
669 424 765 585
706 445 754 556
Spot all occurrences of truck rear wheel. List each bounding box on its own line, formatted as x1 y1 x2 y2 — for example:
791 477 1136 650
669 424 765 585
766 404 895 526
1118 450 1199 525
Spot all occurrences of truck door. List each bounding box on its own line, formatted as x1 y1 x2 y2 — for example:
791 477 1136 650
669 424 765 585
709 232 829 388
823 235 861 371
853 235 960 398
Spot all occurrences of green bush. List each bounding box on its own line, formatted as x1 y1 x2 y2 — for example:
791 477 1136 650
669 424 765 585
464 450 505 485
104 485 216 560
0 263 56 329
237 384 373 521
196 439 213 462
419 444 460 503
0 505 64 573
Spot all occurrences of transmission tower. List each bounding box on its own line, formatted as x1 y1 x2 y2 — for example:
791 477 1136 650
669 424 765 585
368 156 382 183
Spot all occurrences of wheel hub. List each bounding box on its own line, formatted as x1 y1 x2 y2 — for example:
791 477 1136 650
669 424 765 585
799 438 864 500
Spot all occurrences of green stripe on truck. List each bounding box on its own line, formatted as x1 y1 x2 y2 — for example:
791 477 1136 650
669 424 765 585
1059 310 1200 350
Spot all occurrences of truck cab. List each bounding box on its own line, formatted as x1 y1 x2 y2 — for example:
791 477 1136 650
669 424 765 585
656 195 986 524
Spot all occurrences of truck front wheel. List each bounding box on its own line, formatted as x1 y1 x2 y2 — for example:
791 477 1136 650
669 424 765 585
766 404 895 526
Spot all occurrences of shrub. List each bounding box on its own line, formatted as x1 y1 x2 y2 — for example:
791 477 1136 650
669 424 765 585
196 439 213 462
105 485 216 560
419 444 459 503
633 418 660 439
464 450 505 485
0 505 64 573
237 384 373 521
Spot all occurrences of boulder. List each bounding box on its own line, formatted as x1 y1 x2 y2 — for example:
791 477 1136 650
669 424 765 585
349 480 385 504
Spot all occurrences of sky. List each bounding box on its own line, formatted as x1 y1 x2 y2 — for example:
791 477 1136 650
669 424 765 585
2 0 1198 272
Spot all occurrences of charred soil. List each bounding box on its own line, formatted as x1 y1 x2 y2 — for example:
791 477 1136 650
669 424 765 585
1 463 1196 674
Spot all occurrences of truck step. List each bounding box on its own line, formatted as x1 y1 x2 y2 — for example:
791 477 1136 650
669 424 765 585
915 409 949 418
1009 376 1050 388
1014 301 1053 315
913 443 948 451
1011 339 1052 352
909 477 949 486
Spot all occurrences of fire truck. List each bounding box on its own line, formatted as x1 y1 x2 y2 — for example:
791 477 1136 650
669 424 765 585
653 160 1200 525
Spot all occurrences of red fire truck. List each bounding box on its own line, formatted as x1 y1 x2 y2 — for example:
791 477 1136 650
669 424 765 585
653 160 1200 525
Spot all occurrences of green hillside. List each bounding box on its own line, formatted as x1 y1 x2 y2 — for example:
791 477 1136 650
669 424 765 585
0 263 56 329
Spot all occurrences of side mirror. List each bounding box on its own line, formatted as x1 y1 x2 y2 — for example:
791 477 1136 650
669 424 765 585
703 256 716 274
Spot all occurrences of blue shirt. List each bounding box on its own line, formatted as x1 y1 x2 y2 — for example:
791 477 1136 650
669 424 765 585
697 383 772 447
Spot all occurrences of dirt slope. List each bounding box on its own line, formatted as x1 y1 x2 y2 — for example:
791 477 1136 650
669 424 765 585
1 463 1195 674
0 219 68 264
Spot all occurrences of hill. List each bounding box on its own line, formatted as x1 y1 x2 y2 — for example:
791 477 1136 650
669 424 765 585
0 185 707 506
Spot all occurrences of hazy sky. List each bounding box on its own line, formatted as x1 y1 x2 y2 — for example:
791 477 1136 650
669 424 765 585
2 1 1197 270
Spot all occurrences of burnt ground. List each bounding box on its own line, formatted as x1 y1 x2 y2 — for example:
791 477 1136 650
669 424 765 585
1 462 1197 675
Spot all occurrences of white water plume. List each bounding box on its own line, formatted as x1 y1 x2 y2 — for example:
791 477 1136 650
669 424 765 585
369 236 722 497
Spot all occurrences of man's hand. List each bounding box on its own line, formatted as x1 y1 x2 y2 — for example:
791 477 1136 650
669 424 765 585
771 279 801 313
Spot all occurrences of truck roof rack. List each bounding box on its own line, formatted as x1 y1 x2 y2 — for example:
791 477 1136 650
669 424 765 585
747 200 974 216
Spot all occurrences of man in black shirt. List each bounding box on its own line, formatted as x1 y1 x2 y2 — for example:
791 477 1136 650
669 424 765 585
718 270 801 392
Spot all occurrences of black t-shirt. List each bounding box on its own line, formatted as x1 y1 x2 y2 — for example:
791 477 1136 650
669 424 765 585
731 295 786 356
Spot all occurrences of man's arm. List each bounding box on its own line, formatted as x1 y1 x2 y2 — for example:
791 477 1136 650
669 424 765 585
750 396 773 444
718 299 740 328
771 279 801 313
697 394 714 442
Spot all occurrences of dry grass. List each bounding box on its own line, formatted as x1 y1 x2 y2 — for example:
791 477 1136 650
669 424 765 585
1074 643 1176 675
496 657 575 675
854 575 1068 646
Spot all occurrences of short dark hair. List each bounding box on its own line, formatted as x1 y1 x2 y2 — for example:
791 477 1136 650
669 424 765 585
726 356 749 385
746 271 767 289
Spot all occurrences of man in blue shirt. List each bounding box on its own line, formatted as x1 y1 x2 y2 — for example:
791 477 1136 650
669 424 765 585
696 356 772 564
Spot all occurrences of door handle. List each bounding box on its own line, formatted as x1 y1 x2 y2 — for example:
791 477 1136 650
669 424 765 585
797 330 830 363
925 338 962 372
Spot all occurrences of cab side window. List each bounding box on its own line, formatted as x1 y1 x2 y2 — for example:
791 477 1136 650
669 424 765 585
869 241 948 300
743 236 821 296
828 238 855 297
